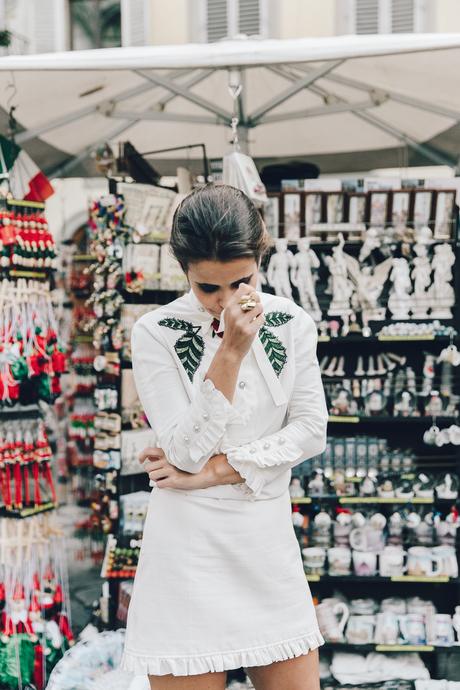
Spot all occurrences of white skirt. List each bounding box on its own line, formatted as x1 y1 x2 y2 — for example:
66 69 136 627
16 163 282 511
120 486 323 677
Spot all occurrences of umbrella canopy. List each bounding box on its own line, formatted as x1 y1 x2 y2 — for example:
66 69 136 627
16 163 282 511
0 33 460 177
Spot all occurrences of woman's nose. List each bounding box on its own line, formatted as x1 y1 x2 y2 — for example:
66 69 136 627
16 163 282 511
218 288 233 309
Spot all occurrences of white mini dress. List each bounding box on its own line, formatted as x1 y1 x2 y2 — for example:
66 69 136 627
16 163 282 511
120 290 328 677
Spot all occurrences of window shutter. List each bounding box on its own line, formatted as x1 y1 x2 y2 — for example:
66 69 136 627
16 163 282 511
31 0 58 52
207 0 228 42
391 0 414 32
239 0 260 36
121 0 148 46
355 0 379 34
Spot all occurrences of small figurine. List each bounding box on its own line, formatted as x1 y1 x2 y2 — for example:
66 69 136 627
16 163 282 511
430 243 455 318
411 242 432 318
266 239 294 299
388 258 412 320
323 234 353 317
290 238 321 321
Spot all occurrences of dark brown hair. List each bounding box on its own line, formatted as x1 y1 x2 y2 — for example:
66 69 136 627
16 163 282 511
170 184 269 271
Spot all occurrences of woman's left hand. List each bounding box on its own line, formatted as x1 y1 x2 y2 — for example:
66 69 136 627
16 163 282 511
139 447 212 490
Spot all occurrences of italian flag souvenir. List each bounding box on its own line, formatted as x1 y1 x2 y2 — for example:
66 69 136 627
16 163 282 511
0 135 54 203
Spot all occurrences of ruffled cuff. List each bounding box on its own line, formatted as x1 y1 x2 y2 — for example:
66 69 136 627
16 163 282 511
185 375 240 463
225 433 304 470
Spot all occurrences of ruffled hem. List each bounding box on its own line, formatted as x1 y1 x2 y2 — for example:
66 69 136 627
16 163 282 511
120 630 324 676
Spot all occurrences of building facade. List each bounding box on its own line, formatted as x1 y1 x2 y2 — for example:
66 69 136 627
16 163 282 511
1 0 460 54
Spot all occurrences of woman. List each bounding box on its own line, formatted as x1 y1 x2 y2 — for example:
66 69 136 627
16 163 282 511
120 184 328 690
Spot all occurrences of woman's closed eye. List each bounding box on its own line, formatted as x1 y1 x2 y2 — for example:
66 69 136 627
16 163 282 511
197 275 253 293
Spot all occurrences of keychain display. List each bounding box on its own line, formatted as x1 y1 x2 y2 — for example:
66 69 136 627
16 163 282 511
0 279 67 406
0 201 57 277
0 513 74 689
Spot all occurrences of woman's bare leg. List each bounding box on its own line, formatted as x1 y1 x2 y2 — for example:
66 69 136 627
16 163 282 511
245 649 320 690
148 671 227 690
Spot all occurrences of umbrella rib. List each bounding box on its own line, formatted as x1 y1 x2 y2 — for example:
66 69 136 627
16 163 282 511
109 109 222 125
249 59 343 125
135 69 233 123
268 63 456 168
305 68 460 124
157 69 215 109
15 67 193 145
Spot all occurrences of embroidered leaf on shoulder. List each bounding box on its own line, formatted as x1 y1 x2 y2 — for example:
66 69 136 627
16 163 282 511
264 311 294 328
158 317 195 332
259 326 287 377
174 331 205 381
158 317 204 381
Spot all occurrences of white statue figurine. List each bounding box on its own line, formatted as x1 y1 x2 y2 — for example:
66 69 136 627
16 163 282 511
323 233 353 317
411 242 432 318
266 238 294 299
388 257 412 320
343 254 392 321
290 238 321 321
430 243 455 319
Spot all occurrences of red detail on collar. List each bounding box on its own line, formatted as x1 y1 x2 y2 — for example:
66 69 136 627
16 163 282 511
211 318 223 338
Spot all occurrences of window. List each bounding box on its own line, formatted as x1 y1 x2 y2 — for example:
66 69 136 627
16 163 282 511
69 0 121 50
206 0 264 42
337 0 429 35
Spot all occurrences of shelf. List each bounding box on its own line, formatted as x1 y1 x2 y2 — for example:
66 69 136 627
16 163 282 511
73 254 97 262
2 501 58 519
318 334 454 344
306 574 457 585
328 415 458 425
323 642 460 654
291 496 455 505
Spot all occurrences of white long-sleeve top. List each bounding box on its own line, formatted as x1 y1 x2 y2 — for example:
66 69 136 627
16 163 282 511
131 289 328 501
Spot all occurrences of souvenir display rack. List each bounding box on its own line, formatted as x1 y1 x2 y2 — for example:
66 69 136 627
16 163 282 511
276 178 460 685
0 198 74 689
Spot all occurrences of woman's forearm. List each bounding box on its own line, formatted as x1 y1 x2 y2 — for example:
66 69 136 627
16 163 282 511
204 345 243 403
201 453 245 488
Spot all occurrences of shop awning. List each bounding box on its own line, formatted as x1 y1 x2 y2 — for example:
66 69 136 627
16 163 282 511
0 33 460 176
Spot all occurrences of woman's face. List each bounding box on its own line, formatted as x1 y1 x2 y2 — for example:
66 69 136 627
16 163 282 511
187 257 259 318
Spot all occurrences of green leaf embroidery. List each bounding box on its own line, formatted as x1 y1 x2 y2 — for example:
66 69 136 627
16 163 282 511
264 311 294 328
159 317 204 381
259 326 287 377
158 317 195 332
258 311 294 376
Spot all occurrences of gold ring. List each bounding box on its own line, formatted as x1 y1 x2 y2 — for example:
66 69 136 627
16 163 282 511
238 295 257 311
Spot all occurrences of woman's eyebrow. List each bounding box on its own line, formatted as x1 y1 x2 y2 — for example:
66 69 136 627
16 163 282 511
197 274 253 289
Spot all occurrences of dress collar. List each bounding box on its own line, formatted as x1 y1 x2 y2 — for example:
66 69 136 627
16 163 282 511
186 289 225 336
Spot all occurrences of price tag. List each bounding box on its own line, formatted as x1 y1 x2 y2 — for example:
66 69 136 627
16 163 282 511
375 644 434 653
391 576 449 583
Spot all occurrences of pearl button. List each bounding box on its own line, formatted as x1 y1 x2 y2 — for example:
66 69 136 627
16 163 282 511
183 435 190 444
249 447 256 454
202 412 209 421
193 423 201 433
263 442 270 450
278 437 285 445
238 381 246 389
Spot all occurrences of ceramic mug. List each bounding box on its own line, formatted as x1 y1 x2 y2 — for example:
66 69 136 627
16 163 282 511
353 550 378 577
375 611 399 645
431 545 458 578
346 614 376 645
399 613 426 645
381 597 407 615
349 526 385 552
316 601 350 643
302 547 326 575
328 547 352 576
379 546 407 577
432 614 454 647
407 547 443 577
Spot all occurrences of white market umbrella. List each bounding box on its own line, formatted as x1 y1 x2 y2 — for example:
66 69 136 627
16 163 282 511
0 33 460 176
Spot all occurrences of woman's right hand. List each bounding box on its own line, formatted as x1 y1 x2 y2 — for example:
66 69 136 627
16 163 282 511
221 283 264 360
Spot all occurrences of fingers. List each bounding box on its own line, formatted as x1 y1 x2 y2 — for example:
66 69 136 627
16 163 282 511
142 459 165 474
138 447 165 465
148 468 170 481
